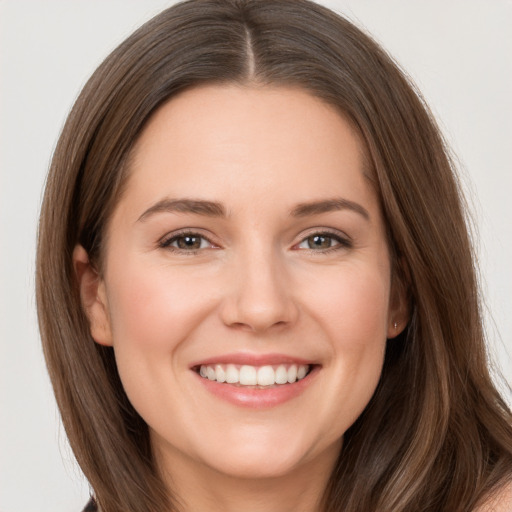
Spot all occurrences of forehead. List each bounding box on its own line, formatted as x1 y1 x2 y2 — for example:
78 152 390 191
121 84 376 219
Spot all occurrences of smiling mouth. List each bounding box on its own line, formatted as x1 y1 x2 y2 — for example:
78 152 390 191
194 363 312 387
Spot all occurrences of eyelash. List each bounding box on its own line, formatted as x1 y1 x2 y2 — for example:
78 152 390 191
295 230 352 253
158 229 352 255
158 230 216 255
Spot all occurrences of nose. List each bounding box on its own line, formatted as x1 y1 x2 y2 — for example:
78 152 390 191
219 244 299 333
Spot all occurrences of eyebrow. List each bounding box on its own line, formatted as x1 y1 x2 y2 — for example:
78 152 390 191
137 196 370 223
137 198 226 222
290 198 370 220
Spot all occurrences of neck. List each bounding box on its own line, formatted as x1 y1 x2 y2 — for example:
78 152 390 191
155 442 340 512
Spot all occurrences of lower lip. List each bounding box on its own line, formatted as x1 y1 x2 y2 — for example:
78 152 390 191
194 366 319 409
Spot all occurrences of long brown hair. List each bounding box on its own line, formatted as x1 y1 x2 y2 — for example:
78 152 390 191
36 1 512 510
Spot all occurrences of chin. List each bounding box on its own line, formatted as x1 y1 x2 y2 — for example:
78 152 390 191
193 428 328 480
205 450 307 480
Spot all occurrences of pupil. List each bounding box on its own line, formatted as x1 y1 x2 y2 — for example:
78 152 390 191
178 236 200 249
309 235 330 249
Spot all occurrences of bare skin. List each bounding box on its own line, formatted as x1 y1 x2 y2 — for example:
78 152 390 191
75 85 408 511
475 481 512 512
156 438 339 512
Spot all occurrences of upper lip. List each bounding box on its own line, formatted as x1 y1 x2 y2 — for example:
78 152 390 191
189 352 317 369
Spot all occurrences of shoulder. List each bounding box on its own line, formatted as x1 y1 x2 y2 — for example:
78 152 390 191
474 481 512 512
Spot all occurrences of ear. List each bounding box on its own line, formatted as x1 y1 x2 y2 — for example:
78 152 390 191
387 260 411 339
73 245 113 346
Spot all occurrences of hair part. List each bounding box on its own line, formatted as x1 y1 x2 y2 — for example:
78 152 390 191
36 1 512 511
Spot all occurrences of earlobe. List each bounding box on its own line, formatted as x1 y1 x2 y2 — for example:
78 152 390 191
73 245 113 346
387 317 407 339
387 264 411 339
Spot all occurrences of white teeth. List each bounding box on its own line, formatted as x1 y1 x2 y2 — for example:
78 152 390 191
239 365 257 385
257 365 275 386
226 364 239 384
215 364 226 383
297 365 307 380
198 363 310 386
287 365 297 383
275 365 288 384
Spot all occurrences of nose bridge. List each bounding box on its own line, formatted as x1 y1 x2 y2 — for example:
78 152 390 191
222 238 297 332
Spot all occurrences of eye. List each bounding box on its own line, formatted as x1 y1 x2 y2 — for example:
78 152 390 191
159 232 214 252
296 232 351 251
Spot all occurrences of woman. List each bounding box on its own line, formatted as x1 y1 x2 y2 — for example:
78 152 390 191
36 0 512 511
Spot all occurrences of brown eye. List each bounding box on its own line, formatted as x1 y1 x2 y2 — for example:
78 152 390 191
306 234 335 249
160 233 212 251
296 232 351 252
176 235 203 250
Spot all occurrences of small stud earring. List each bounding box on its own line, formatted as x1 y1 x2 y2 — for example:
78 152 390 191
393 321 398 329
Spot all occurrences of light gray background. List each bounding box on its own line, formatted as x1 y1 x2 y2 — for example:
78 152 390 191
1 1 511 511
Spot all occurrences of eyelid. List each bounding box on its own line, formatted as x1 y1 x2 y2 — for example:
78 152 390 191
158 228 220 252
292 228 352 252
157 227 351 254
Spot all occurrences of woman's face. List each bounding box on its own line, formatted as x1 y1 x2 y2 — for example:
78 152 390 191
79 85 405 481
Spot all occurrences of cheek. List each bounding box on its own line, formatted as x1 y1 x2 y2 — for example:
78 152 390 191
326 267 390 384
106 261 216 353
302 263 390 431
103 262 218 428
306 262 391 348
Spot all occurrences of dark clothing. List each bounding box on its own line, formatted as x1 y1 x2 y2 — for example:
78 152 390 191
82 498 98 512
